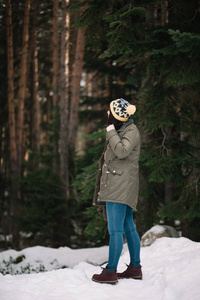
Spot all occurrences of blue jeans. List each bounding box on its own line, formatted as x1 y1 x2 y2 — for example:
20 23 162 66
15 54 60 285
106 202 141 270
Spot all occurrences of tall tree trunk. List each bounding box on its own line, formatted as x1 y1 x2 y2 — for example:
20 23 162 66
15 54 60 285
16 0 30 177
68 1 87 153
69 0 78 86
6 0 17 175
31 0 40 157
161 1 168 26
52 0 60 173
6 0 19 248
68 22 86 153
60 0 70 200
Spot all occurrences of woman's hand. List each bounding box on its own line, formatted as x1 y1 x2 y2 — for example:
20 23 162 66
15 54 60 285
106 110 115 131
106 124 115 132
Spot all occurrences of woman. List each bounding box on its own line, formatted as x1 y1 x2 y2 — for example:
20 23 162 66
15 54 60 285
92 98 142 284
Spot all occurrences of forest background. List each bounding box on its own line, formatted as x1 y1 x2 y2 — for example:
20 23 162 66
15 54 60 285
0 0 200 250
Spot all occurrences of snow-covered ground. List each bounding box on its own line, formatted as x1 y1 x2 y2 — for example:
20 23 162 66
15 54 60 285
0 237 200 300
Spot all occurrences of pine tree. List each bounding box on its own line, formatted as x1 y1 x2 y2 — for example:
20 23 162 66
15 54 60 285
74 0 200 241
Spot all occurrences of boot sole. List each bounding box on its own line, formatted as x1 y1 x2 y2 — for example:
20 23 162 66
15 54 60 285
92 278 118 284
118 276 142 280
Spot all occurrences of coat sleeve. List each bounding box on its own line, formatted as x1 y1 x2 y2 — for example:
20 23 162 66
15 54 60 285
106 127 140 159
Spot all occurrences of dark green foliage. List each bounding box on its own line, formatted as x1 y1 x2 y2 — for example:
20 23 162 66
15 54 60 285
158 178 200 241
0 256 47 275
151 29 200 85
159 181 200 221
74 0 200 241
16 166 69 247
83 206 108 244
73 129 109 246
1 0 200 248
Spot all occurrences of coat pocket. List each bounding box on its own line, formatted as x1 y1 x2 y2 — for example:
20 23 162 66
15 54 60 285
108 163 123 175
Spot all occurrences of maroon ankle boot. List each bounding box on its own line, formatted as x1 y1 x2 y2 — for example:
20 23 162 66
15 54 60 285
117 264 142 280
92 267 118 284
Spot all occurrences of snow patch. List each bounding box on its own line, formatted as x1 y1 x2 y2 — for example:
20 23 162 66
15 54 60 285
0 237 200 300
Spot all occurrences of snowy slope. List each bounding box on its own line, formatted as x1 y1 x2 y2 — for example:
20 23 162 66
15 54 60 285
0 237 200 300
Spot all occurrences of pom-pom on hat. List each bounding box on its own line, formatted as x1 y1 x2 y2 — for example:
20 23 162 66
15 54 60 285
110 98 136 122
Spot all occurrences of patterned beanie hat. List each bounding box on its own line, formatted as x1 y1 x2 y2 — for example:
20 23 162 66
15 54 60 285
110 98 136 122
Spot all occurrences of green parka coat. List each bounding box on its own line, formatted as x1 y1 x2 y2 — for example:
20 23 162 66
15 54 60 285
93 119 140 211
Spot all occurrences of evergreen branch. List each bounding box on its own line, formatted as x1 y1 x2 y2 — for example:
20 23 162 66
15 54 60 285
159 126 170 157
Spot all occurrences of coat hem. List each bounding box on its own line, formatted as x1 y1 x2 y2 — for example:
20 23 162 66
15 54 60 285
98 199 137 211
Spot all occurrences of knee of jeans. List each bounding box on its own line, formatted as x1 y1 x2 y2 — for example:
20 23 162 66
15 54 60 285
124 227 136 236
109 230 123 235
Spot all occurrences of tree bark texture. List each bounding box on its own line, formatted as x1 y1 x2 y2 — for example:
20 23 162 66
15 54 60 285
52 0 60 173
6 0 17 175
68 5 86 152
31 0 40 156
69 0 78 85
6 0 20 248
60 0 70 199
16 0 30 177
